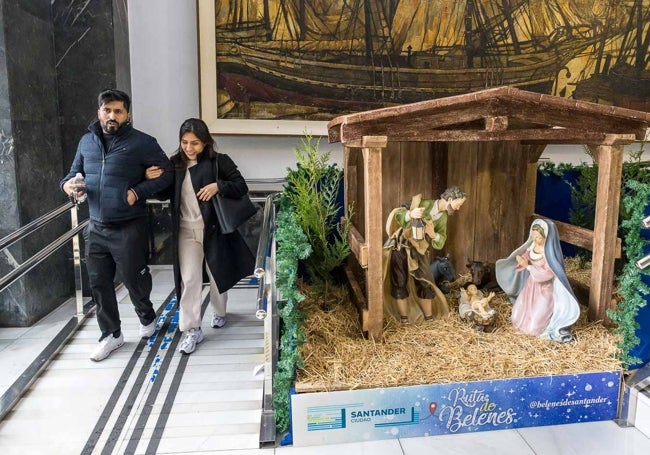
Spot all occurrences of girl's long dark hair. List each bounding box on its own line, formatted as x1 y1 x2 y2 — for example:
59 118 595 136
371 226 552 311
170 118 217 169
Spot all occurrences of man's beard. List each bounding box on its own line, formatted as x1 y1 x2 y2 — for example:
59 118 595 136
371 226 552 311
103 120 121 133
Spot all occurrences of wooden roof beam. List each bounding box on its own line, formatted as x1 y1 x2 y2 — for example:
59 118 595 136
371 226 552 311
328 95 496 129
497 99 649 138
366 128 629 143
523 133 636 146
335 106 492 144
498 89 650 122
328 87 650 144
485 116 508 131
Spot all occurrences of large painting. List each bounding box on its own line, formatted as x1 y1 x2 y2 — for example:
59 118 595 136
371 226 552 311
199 0 650 134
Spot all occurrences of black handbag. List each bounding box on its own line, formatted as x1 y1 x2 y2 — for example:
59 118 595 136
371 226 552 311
212 155 257 234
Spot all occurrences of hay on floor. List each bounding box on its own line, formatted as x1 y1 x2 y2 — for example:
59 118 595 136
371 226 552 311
295 259 621 393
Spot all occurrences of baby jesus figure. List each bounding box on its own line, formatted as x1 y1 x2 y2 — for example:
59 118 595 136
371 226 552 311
459 284 496 318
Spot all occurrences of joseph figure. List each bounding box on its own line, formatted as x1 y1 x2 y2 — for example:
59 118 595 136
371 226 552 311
385 186 467 323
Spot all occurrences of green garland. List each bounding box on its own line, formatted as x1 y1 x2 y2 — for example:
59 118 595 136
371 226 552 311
273 195 311 432
608 179 650 368
272 136 352 433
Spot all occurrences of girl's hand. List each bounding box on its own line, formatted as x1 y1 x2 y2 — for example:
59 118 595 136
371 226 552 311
145 166 163 180
197 182 218 201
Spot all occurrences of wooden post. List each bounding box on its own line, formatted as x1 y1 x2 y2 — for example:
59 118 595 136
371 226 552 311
362 136 387 340
343 146 350 214
524 145 545 222
589 138 624 322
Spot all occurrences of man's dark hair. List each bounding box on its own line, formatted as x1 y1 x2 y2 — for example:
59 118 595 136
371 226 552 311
97 89 131 112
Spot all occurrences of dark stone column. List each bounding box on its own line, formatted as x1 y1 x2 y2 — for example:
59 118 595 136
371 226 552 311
0 0 130 326
0 0 70 327
53 0 131 169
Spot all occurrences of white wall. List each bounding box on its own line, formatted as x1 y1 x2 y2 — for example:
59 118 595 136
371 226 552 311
126 1 644 180
127 0 199 155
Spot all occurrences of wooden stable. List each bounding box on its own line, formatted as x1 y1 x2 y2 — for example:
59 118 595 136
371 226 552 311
327 86 650 340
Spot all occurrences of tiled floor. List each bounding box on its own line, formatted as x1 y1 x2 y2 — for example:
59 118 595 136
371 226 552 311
0 266 264 454
1 265 650 454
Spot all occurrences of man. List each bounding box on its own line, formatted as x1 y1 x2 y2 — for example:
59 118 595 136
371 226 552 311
61 89 173 361
386 186 467 323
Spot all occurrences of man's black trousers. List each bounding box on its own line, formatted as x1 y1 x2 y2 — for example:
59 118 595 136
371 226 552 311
86 217 156 341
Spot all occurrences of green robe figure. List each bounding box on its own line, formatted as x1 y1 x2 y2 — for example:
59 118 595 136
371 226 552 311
385 186 466 324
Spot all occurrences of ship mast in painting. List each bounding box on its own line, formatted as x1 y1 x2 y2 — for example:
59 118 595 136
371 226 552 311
214 0 617 119
572 0 650 111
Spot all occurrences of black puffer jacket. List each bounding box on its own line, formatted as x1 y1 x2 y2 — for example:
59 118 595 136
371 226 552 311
61 121 173 223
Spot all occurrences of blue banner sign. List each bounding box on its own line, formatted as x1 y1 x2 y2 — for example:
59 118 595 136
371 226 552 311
291 371 621 446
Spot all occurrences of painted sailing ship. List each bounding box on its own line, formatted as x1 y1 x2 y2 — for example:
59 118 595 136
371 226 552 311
571 0 650 111
214 0 621 117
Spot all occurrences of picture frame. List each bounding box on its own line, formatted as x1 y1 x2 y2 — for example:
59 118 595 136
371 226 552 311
198 0 650 135
197 0 328 136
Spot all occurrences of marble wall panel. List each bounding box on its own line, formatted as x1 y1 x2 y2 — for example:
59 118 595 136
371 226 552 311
113 0 131 93
0 8 18 238
0 0 71 326
53 0 131 168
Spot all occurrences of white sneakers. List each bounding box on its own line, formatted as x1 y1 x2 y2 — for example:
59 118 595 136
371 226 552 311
178 314 227 355
211 313 226 328
90 319 155 361
179 327 204 355
139 320 156 338
90 333 125 361
92 317 217 359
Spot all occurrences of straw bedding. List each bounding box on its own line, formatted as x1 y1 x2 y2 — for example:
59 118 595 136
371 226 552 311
295 259 621 392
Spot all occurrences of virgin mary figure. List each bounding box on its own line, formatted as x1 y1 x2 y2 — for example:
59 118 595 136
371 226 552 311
495 218 580 342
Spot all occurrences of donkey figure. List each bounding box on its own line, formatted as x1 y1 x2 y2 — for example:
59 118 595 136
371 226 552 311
430 254 457 294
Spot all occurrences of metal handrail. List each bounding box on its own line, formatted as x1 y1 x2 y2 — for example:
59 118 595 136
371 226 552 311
0 201 75 251
0 200 87 294
0 221 88 293
0 200 89 422
257 194 279 445
255 193 278 320
254 193 278 278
